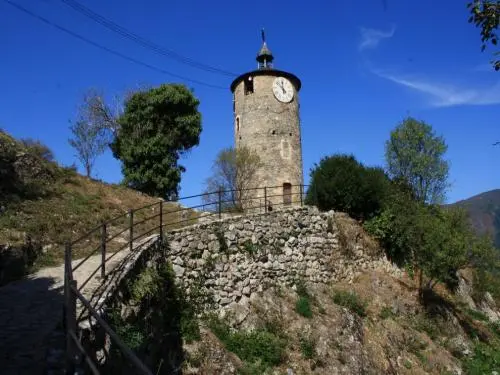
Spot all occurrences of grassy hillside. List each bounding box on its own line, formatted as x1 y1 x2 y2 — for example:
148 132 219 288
452 190 500 248
0 130 196 282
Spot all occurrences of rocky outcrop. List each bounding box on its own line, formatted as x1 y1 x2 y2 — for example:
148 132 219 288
166 206 401 307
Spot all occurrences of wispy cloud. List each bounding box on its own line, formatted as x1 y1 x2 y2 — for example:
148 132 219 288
373 70 500 107
359 25 396 51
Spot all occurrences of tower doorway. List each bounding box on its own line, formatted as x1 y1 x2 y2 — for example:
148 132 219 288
283 183 292 205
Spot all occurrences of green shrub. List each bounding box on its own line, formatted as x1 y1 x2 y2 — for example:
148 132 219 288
242 240 259 257
299 335 316 359
466 308 489 322
332 290 367 317
379 306 395 320
410 314 443 340
207 315 286 371
295 296 313 318
295 278 310 298
305 154 390 220
463 342 500 374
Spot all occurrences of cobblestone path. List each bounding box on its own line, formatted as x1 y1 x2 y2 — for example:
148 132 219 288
0 243 145 375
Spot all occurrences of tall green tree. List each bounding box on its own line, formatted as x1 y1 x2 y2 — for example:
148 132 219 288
111 84 202 198
305 154 390 220
385 117 449 204
468 1 500 71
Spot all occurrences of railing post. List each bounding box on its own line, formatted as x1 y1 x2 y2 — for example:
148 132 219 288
129 209 134 252
64 243 78 372
218 189 222 219
100 222 106 279
264 187 267 213
159 201 163 243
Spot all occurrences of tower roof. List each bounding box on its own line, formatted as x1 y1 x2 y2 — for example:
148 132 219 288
256 42 273 63
256 29 274 67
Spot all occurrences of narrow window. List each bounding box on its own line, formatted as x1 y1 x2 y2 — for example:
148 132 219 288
244 77 254 95
236 117 240 132
271 130 276 135
283 183 292 205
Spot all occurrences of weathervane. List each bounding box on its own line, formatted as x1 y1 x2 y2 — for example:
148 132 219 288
261 28 266 44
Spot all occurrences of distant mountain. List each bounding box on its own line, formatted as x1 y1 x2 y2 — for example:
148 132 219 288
452 189 500 248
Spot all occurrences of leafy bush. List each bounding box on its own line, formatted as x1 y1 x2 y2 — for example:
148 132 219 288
295 296 313 318
410 314 443 340
463 342 500 375
295 278 310 298
332 290 367 317
21 138 55 162
305 154 390 220
299 334 316 359
207 315 286 372
379 306 395 320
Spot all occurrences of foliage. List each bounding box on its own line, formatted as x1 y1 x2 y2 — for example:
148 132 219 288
68 120 108 178
203 146 262 212
105 261 203 374
305 154 390 220
463 341 500 374
379 306 396 320
207 315 286 372
332 290 367 317
20 138 55 162
410 313 443 340
0 130 57 205
299 334 316 359
295 297 313 318
470 236 500 304
385 117 449 204
468 1 500 71
111 84 202 199
364 175 496 297
294 279 313 318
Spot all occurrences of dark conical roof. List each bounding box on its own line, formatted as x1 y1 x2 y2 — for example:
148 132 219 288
257 42 273 62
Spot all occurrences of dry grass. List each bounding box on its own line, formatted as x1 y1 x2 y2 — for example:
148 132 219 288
0 172 199 268
333 212 382 258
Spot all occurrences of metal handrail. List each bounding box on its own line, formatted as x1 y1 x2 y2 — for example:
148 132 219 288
63 184 309 373
71 285 153 375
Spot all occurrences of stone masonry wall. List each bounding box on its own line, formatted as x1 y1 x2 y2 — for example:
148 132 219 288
233 74 303 207
167 206 399 307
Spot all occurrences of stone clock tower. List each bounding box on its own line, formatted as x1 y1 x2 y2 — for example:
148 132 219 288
230 32 303 208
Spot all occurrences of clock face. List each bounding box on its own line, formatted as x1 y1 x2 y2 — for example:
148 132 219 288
272 77 294 103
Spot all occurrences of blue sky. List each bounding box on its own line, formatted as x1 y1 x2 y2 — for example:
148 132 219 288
1 0 498 204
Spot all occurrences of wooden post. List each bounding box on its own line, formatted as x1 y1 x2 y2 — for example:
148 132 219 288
218 189 222 219
64 243 77 372
100 222 106 279
264 187 267 213
159 201 163 243
129 209 134 252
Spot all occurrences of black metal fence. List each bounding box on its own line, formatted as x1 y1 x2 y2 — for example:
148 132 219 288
63 184 309 374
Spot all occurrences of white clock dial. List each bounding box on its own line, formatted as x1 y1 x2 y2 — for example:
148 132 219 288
273 77 294 103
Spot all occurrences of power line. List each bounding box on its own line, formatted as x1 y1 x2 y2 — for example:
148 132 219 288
59 0 237 77
3 0 227 90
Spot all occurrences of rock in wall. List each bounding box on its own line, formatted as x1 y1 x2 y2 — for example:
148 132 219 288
166 206 400 307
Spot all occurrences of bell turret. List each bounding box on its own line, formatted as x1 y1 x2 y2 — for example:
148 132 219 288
256 29 274 69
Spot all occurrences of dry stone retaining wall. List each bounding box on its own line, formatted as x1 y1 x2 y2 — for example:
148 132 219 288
167 206 399 307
